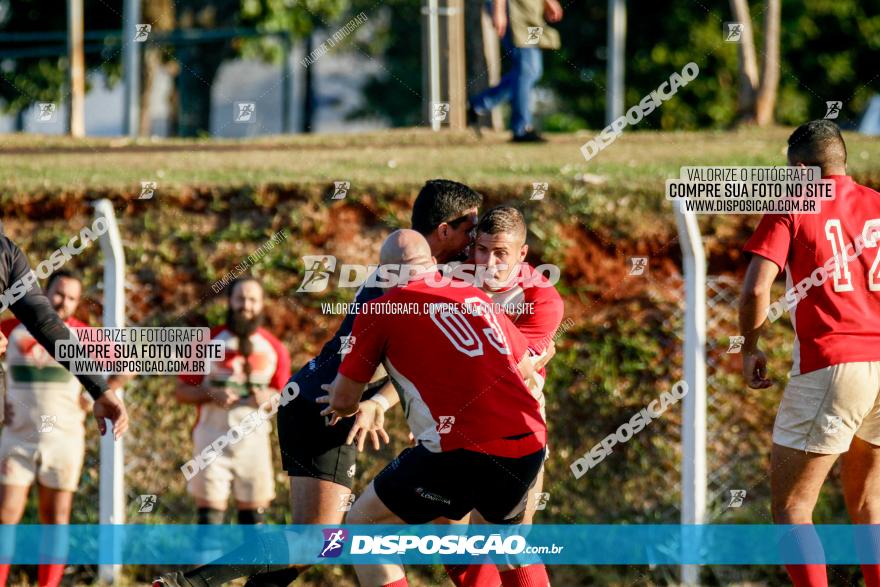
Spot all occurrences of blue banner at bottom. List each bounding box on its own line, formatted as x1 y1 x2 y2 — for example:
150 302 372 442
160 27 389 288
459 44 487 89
1 524 879 565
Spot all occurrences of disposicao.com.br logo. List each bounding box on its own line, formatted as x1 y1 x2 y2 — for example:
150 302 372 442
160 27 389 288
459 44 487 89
319 529 348 558
347 534 563 556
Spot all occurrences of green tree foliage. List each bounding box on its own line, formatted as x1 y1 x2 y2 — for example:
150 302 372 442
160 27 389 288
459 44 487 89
352 0 880 129
0 0 121 116
348 0 423 126
175 0 352 135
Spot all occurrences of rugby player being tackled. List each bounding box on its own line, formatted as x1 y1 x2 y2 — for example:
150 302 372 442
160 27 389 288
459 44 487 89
155 179 482 587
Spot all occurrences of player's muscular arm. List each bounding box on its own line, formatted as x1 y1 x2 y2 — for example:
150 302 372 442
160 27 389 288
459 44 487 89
328 373 366 417
178 380 239 407
739 256 780 389
175 380 216 405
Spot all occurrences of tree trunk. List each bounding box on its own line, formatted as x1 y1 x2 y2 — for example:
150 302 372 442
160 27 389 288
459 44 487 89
466 0 502 130
754 0 780 126
139 47 157 135
729 0 759 124
167 68 180 136
302 34 315 133
140 0 175 136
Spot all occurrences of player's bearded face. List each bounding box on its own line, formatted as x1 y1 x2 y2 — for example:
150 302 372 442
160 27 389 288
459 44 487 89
228 280 265 345
47 277 82 320
228 307 263 337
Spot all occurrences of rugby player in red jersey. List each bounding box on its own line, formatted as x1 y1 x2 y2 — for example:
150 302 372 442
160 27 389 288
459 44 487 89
176 277 291 527
328 229 550 587
0 270 128 587
740 120 880 587
474 206 564 423
430 205 564 587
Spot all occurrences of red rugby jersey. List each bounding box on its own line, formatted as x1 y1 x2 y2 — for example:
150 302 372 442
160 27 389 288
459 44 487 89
744 175 880 375
178 325 291 431
338 273 546 457
484 262 564 374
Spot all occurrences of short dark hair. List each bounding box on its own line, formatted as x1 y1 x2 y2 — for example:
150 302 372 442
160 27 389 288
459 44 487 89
477 206 527 244
411 179 483 235
228 276 262 299
787 120 847 172
47 269 80 291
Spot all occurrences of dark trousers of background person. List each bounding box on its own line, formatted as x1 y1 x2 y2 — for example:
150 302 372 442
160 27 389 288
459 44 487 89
469 24 543 137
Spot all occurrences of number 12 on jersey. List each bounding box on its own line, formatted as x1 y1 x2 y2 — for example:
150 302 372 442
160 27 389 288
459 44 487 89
824 218 880 292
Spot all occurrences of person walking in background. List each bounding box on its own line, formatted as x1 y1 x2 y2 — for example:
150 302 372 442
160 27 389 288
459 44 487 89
468 0 563 143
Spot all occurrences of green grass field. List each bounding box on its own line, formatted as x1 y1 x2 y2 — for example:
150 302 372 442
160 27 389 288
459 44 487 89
3 127 879 195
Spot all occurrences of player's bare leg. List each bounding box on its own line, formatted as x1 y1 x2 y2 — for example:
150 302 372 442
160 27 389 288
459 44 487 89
471 508 549 585
521 467 544 525
442 469 544 586
0 484 29 586
196 498 226 512
346 482 407 587
290 477 350 524
435 514 469 525
771 443 838 587
841 436 880 522
235 500 270 525
242 478 352 586
195 498 227 513
840 436 880 587
37 486 73 524
0 484 28 524
195 497 227 526
771 444 837 522
440 511 502 587
36 485 73 587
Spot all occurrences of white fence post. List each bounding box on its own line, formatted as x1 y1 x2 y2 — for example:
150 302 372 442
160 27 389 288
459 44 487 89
94 200 126 583
122 0 142 136
426 0 442 131
674 201 707 586
605 0 626 126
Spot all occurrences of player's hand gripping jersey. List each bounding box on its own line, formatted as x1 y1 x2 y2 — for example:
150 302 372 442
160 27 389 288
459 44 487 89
484 262 564 414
